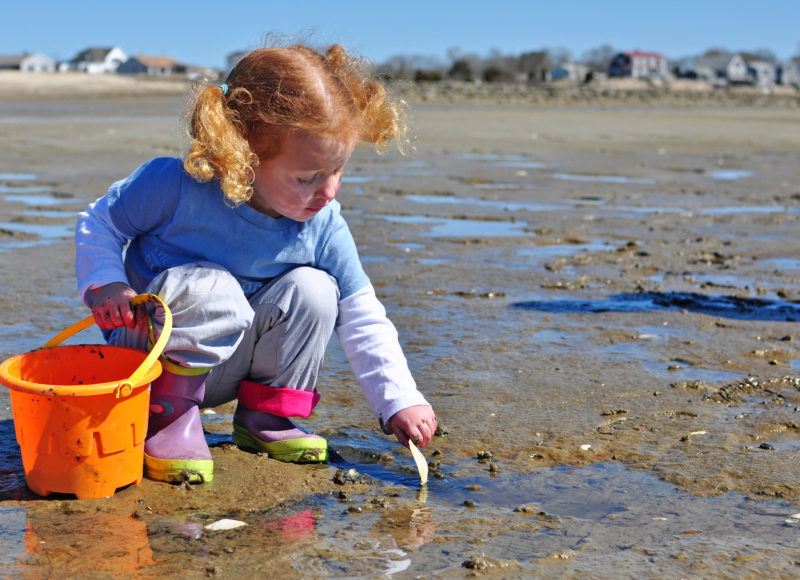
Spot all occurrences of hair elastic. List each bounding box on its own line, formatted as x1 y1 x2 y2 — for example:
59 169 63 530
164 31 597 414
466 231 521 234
217 83 229 96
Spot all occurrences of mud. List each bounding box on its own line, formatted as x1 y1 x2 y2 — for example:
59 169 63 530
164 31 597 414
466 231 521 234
1 79 799 577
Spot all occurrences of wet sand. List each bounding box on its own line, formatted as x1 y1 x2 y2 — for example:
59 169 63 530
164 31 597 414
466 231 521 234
1 75 799 577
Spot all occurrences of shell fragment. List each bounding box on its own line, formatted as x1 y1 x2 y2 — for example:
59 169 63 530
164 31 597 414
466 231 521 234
408 440 429 485
205 518 247 531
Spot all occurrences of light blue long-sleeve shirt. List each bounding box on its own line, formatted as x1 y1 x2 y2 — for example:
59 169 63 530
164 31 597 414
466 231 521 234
75 156 369 301
75 157 430 424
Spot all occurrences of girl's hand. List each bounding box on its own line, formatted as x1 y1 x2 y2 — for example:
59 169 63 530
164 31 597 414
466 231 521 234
87 282 140 330
389 405 438 448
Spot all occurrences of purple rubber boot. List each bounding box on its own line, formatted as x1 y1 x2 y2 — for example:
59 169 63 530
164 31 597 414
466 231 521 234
144 369 214 483
232 380 328 463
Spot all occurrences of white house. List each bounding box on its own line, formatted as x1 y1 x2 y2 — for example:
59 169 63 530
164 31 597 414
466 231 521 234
778 59 800 87
741 54 777 87
691 53 750 85
63 46 127 74
608 51 669 79
550 62 590 83
746 59 776 87
0 52 55 72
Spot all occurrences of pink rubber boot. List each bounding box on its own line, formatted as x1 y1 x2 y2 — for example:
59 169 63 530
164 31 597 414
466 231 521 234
232 380 327 463
144 365 214 483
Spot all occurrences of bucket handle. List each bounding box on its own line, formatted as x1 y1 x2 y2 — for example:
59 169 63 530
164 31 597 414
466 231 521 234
41 294 173 398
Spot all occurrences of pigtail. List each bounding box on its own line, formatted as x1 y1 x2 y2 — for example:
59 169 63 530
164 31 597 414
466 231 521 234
183 84 259 205
324 45 411 154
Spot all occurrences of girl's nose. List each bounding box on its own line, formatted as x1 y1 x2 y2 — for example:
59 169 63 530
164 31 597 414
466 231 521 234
315 174 340 200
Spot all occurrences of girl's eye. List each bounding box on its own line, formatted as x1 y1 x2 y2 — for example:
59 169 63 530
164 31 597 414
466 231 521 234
297 174 319 185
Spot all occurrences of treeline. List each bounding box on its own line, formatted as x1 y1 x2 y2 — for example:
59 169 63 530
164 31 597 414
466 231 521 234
374 44 790 83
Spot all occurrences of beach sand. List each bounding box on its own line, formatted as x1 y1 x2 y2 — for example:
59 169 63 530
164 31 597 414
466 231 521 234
1 72 799 577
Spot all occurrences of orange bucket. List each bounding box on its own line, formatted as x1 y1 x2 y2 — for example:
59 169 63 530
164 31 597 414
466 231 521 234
0 294 171 499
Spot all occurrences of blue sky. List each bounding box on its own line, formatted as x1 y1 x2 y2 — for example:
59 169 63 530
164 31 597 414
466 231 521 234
5 1 799 69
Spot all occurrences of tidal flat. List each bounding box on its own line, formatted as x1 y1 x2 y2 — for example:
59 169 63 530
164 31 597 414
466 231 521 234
1 79 799 577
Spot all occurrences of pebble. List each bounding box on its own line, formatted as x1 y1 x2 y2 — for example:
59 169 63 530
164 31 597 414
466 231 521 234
462 555 493 570
333 468 371 485
514 503 539 514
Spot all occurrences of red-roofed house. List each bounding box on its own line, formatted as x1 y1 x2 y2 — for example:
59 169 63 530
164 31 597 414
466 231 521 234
608 51 669 79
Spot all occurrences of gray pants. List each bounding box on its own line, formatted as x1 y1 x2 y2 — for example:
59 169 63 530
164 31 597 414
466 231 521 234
110 262 339 408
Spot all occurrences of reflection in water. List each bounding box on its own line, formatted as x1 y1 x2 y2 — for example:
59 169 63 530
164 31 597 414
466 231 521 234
0 419 26 500
709 169 754 180
18 510 154 577
517 241 612 260
3 193 67 205
699 204 791 215
0 506 27 572
406 194 557 212
382 214 530 237
298 459 800 577
2 424 799 577
511 291 800 322
0 222 74 239
552 172 656 184
472 182 538 190
342 175 381 184
0 174 37 181
0 186 50 195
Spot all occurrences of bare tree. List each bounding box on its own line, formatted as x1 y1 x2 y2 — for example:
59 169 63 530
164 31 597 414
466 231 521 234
377 53 445 81
545 46 573 66
581 44 616 72
518 51 551 82
751 48 777 62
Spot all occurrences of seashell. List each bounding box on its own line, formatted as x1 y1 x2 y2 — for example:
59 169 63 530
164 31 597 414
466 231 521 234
408 440 428 485
205 519 247 531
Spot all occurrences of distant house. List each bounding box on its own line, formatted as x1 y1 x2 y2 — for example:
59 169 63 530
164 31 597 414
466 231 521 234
777 59 800 87
608 51 668 79
550 62 590 83
118 55 219 80
740 53 777 87
61 46 127 73
0 52 55 72
118 55 185 77
689 53 749 85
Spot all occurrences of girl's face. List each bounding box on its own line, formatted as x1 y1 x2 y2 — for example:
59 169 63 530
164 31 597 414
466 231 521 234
249 131 355 221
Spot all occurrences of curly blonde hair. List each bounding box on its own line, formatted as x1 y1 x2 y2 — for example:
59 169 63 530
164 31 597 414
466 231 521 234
184 44 409 205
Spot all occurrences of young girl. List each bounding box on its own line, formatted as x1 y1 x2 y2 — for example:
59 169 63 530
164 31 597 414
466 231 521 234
75 43 437 484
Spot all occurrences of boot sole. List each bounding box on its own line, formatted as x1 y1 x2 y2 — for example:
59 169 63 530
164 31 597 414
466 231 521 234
144 454 214 484
232 424 328 463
